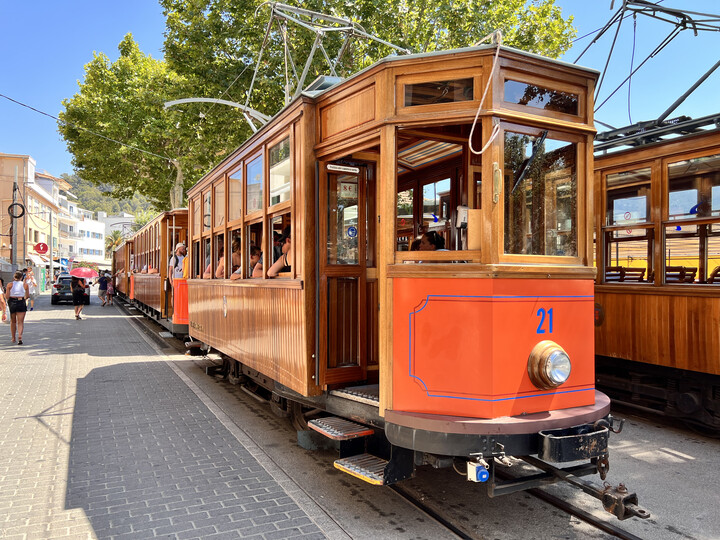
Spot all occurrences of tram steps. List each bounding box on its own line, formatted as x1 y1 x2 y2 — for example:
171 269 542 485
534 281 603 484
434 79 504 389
308 417 375 440
334 453 388 485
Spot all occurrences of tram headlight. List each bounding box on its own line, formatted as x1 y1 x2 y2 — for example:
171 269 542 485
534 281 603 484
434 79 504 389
527 340 572 390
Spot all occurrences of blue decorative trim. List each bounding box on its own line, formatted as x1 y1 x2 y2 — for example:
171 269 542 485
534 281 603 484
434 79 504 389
407 293 593 402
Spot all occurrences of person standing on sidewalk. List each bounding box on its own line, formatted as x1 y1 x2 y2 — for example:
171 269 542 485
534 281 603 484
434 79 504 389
7 270 29 344
71 276 87 320
25 268 38 311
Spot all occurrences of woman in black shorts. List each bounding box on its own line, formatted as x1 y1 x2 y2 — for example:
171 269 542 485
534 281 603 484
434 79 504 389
7 270 29 344
71 276 87 320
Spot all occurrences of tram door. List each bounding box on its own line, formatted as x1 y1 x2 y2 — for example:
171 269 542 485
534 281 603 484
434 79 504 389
319 162 377 386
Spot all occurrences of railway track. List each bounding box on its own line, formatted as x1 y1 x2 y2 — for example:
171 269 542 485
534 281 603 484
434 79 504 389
121 303 650 539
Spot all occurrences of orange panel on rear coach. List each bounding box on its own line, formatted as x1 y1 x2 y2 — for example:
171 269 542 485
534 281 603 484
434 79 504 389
392 278 595 419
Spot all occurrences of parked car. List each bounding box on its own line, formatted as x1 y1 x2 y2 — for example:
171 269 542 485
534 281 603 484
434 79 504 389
51 274 90 305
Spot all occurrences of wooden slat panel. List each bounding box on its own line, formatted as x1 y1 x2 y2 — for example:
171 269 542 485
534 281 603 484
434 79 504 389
188 280 317 396
595 290 720 375
366 279 379 367
133 274 162 312
320 84 376 140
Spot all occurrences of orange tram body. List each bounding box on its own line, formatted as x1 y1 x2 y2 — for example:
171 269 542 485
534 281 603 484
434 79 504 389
117 45 649 519
594 127 720 433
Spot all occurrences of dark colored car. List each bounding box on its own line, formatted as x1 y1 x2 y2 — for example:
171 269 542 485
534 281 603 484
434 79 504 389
51 274 90 305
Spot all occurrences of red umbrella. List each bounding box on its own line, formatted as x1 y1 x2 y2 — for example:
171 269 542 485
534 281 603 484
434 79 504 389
70 267 99 279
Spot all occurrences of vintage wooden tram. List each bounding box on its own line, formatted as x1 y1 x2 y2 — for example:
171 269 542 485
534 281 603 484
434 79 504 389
112 209 189 335
175 44 648 519
594 127 720 433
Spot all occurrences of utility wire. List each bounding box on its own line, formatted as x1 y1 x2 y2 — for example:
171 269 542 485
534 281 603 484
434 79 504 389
0 92 173 164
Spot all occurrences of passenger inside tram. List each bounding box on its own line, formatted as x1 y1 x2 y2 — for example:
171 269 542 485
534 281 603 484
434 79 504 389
230 245 261 280
267 226 292 278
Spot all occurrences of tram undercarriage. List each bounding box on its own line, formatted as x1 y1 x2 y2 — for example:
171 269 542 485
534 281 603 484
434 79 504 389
211 354 649 521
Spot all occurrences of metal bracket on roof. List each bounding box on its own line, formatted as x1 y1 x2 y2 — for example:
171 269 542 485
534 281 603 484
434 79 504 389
247 2 411 109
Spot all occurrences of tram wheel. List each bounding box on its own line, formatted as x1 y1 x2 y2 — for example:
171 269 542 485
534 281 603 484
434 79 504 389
289 401 323 431
270 394 290 418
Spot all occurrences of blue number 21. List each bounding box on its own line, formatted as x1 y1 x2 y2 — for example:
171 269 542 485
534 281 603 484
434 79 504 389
536 308 554 334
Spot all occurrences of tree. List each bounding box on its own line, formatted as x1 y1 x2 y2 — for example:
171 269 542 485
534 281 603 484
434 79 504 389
59 35 244 211
131 209 155 233
160 0 576 127
105 230 125 258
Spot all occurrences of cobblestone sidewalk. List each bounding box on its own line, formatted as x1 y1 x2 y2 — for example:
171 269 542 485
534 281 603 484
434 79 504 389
0 294 343 539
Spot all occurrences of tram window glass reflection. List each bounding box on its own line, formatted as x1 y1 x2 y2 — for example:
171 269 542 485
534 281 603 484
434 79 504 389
404 78 473 107
504 131 577 256
327 173 359 265
203 191 211 232
212 233 225 278
229 169 242 221
246 155 263 214
192 196 201 236
604 228 654 283
668 154 720 220
269 137 291 206
422 179 450 247
214 181 225 228
504 79 579 116
396 188 414 251
606 168 651 225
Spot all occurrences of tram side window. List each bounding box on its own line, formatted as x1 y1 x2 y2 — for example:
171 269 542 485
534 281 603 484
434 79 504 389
202 237 211 278
328 174 359 264
214 181 225 228
247 222 263 277
504 131 577 257
269 137 291 206
230 228 242 275
229 169 242 221
603 168 653 283
203 191 211 232
192 241 201 278
664 154 720 284
208 233 225 279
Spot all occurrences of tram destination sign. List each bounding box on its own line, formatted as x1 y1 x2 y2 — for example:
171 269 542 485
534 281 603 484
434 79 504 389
327 164 360 174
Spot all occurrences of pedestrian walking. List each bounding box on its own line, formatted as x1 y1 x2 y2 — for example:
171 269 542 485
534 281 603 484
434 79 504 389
7 270 29 344
97 272 109 306
71 276 87 320
25 268 38 310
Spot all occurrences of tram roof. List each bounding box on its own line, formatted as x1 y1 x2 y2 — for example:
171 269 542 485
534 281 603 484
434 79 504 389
192 44 598 189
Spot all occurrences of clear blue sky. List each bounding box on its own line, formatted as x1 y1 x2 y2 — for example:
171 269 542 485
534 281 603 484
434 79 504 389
1 1 719 178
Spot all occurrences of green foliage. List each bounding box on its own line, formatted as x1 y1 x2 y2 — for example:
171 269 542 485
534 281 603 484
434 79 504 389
59 34 237 211
59 3 575 210
60 173 150 216
131 209 156 233
105 230 125 258
160 0 576 127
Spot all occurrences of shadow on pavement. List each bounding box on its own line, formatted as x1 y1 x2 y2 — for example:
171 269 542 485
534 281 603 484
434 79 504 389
65 361 325 539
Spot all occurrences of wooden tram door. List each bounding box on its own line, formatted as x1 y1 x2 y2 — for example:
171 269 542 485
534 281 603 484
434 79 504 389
319 162 377 386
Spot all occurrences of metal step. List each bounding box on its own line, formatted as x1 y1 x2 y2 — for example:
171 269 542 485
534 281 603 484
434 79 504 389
330 384 380 406
308 417 375 440
334 453 388 485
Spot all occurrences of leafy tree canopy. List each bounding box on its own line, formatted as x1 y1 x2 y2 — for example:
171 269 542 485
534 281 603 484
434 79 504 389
59 2 575 211
59 34 247 211
160 0 576 122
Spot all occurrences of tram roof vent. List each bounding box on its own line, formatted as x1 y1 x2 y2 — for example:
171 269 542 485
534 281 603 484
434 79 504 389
304 76 343 95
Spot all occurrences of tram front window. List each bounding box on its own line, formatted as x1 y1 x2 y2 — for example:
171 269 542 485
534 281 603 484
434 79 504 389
504 131 577 256
327 174 359 265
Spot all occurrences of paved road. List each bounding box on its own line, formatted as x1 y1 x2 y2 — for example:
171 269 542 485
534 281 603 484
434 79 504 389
0 295 346 539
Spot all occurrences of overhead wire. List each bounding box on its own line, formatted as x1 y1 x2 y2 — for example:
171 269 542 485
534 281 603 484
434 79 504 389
627 14 637 124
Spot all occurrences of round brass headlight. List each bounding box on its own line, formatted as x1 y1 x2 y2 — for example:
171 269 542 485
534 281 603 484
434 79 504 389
527 340 572 390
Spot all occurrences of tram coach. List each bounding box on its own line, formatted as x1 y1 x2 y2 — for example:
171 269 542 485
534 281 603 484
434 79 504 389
112 209 189 335
183 44 647 519
594 127 720 433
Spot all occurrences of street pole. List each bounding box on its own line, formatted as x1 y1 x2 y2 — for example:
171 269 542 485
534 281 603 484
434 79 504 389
11 166 18 271
48 207 54 284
